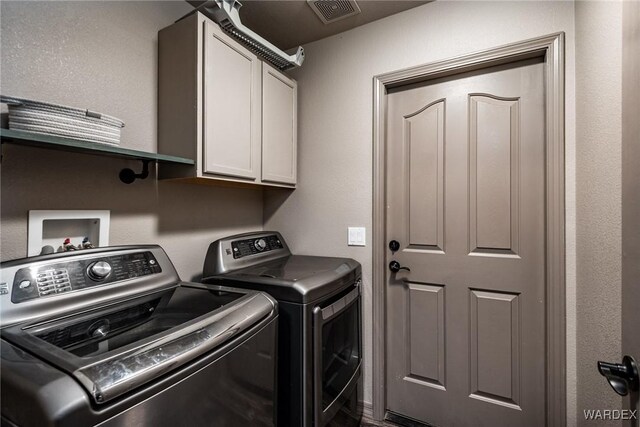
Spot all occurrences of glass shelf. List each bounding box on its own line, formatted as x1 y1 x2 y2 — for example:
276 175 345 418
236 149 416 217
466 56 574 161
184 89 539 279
0 128 194 165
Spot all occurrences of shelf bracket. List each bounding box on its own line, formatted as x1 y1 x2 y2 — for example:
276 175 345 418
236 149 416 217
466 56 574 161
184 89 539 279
119 160 150 184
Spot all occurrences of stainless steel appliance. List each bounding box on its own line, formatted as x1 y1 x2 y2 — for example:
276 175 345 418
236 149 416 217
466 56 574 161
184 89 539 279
202 232 362 427
0 245 278 427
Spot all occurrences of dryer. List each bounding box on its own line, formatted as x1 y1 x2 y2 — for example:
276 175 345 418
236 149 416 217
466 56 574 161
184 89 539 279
202 231 362 427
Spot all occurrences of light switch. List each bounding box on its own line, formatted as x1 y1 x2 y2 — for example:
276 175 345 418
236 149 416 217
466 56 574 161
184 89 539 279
348 227 366 246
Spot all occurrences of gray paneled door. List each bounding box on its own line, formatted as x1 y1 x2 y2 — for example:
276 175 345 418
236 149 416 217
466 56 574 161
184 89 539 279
385 58 546 426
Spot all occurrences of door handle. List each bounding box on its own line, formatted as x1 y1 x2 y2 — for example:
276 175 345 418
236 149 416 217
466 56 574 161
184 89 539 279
388 240 400 252
597 355 639 396
389 261 410 273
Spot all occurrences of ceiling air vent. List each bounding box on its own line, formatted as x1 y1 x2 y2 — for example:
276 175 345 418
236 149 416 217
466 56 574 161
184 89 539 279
307 0 361 24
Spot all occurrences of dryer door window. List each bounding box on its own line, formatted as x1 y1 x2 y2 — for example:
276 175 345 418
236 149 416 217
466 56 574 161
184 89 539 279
313 284 362 426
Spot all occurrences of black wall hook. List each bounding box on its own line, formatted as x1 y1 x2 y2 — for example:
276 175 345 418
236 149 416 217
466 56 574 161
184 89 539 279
597 355 639 396
119 160 150 184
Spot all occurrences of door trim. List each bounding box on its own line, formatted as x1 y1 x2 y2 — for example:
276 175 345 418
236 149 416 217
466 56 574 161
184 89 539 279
372 33 566 426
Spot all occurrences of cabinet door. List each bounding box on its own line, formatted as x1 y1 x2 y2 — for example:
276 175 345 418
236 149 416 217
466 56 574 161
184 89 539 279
202 21 261 180
262 64 297 185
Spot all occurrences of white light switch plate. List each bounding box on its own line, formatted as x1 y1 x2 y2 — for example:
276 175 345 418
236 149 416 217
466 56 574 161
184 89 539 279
348 227 366 246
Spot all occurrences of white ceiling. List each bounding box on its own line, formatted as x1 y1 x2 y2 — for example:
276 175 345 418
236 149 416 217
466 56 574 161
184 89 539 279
188 0 430 50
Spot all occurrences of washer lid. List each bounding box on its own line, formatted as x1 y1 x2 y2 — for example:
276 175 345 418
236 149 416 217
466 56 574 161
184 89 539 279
1 283 276 404
205 255 362 304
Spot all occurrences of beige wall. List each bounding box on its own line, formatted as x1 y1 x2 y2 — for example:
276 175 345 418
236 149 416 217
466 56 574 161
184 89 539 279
0 1 264 280
0 0 625 423
575 1 623 424
263 0 625 424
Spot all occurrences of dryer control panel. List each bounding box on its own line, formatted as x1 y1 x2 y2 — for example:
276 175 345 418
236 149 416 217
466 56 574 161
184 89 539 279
203 231 291 276
231 235 284 259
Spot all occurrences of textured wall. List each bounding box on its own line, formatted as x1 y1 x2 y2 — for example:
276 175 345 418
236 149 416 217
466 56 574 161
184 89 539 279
0 1 264 280
264 0 579 419
575 1 623 425
622 1 640 414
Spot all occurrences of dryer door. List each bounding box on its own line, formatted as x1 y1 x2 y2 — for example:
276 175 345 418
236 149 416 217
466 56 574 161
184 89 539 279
312 282 362 426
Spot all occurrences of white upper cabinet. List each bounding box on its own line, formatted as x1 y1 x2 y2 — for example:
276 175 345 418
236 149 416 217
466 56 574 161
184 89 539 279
157 13 296 188
203 20 261 180
262 64 297 185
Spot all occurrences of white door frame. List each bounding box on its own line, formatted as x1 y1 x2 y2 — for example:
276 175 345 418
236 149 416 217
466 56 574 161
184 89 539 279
371 33 566 426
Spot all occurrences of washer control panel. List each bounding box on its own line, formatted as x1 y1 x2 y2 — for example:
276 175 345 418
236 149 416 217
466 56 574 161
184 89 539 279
33 269 72 297
231 235 284 259
11 251 161 303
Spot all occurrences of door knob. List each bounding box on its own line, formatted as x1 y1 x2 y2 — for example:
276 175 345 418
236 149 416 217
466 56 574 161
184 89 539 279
389 261 410 273
389 240 400 252
597 355 639 396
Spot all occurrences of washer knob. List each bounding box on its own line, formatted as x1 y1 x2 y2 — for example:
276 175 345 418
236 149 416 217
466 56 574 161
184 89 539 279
88 261 112 281
88 320 110 338
254 238 267 251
